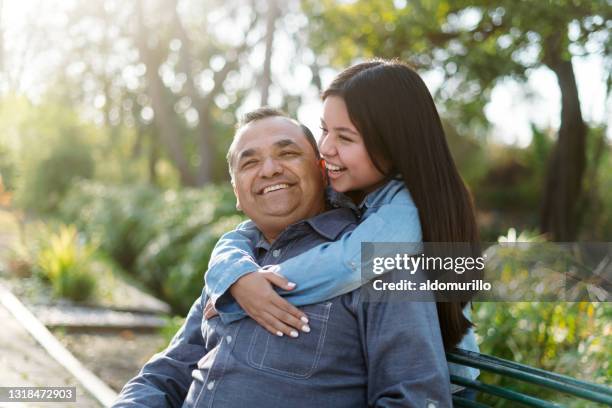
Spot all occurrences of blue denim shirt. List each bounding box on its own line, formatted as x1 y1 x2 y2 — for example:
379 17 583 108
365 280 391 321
112 208 452 407
204 180 480 384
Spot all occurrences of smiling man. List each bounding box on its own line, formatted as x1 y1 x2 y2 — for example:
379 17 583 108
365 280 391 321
112 108 451 408
227 110 326 242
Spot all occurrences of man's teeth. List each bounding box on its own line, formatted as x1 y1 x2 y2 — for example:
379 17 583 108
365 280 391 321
263 184 290 194
326 163 346 171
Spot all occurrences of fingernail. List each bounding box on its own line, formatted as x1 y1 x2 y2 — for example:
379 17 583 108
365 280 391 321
302 325 310 333
287 282 296 289
300 316 309 323
276 331 283 337
290 330 299 338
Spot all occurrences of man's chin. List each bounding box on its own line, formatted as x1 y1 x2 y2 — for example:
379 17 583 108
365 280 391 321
260 206 299 217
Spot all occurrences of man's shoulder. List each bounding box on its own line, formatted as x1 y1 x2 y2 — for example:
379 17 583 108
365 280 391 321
304 207 358 241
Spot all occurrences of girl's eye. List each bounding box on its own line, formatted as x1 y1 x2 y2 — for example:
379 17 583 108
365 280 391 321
339 134 353 142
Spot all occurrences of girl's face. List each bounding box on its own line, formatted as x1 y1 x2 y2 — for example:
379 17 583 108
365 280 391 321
319 96 389 198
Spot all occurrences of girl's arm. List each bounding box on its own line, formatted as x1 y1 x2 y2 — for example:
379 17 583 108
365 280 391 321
206 189 421 325
204 220 260 310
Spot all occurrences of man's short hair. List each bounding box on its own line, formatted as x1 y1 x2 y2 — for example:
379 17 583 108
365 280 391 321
227 107 319 178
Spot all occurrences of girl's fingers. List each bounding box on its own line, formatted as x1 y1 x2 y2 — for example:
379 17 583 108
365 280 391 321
267 302 310 334
260 311 300 338
271 296 309 326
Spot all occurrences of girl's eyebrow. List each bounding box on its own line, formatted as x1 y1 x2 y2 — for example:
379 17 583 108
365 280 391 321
332 126 358 135
320 118 358 135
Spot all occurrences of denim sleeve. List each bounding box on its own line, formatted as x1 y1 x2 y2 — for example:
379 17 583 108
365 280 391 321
111 297 207 408
356 272 452 407
203 221 262 323
274 200 422 307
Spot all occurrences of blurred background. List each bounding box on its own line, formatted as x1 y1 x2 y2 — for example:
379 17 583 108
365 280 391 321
0 0 610 406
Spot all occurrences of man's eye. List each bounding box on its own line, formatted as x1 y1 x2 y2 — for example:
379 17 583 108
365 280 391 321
281 151 298 157
241 160 257 168
320 126 328 135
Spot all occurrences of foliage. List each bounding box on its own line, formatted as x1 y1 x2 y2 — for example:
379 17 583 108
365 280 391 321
578 125 611 240
11 101 95 214
60 180 242 314
0 144 17 192
303 0 609 131
36 224 98 302
474 302 611 406
159 315 187 350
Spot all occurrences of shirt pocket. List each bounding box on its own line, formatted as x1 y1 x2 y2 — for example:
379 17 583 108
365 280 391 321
246 301 332 379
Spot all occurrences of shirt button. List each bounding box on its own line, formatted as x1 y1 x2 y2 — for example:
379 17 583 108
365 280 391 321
207 381 215 390
272 249 281 258
226 335 232 344
349 261 357 270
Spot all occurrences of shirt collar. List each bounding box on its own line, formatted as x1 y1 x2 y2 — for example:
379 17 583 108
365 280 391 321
253 207 357 253
326 177 405 213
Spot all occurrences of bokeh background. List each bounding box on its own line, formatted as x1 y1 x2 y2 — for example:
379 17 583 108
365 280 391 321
0 0 610 406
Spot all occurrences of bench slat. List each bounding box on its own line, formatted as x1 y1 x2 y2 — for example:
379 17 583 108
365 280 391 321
452 395 491 408
447 349 612 405
451 375 561 408
451 349 612 396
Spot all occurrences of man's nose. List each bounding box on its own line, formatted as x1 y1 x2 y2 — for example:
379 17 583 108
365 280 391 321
260 156 283 178
318 134 336 157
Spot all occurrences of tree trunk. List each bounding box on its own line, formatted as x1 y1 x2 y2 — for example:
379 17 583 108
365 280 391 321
260 0 278 106
541 36 587 241
136 0 196 186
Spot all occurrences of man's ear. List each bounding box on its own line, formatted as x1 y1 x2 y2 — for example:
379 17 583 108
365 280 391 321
232 180 242 211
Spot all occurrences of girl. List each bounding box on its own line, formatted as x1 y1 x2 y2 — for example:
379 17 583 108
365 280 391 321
205 59 480 388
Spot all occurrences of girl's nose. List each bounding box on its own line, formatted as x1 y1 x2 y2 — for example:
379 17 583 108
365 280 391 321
318 134 336 157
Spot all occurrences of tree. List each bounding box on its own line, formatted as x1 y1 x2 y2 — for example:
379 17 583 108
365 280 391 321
52 0 271 186
303 0 610 240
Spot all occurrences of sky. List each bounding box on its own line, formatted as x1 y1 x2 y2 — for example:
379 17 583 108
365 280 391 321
2 0 610 147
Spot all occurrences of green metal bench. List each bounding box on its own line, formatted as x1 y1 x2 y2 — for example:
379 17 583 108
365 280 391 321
448 349 612 407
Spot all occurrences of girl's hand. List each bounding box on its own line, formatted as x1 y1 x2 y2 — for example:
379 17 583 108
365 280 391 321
204 300 219 319
230 270 310 338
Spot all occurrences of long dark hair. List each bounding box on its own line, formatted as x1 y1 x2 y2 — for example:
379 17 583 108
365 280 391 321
323 59 481 350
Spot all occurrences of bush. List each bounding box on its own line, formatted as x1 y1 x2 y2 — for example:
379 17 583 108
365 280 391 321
60 181 242 314
36 224 97 302
0 143 17 192
15 132 94 214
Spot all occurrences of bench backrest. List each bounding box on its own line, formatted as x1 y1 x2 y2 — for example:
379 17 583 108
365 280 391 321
448 349 612 407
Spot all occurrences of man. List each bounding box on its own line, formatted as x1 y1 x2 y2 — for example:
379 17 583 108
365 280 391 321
112 108 451 407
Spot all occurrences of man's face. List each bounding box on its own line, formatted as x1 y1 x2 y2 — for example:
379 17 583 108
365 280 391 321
230 116 326 240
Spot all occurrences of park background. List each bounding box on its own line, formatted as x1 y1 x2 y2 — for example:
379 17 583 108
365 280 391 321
0 0 609 406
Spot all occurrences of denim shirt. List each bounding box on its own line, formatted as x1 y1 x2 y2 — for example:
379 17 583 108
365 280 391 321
204 179 479 382
112 208 452 407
